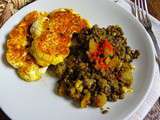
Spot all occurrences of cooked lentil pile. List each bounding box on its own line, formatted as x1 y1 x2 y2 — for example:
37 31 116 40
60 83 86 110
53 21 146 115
52 25 140 108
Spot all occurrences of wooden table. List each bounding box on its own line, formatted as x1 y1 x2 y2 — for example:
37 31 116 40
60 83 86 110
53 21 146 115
0 0 160 119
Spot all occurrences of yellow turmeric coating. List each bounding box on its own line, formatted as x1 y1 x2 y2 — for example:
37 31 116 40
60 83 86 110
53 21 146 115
6 9 89 81
6 11 48 81
30 9 89 66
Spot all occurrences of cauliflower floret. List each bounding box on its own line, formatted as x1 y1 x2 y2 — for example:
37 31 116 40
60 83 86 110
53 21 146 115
6 11 48 82
18 64 47 81
30 13 48 39
30 9 88 67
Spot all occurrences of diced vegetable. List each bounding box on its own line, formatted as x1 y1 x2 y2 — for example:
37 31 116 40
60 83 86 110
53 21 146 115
55 25 140 109
93 93 107 107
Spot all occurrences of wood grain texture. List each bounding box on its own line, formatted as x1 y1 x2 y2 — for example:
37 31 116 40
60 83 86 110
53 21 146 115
0 0 34 27
148 0 160 21
144 99 160 120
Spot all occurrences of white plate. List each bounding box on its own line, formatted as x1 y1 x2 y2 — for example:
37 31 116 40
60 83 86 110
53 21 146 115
0 0 155 120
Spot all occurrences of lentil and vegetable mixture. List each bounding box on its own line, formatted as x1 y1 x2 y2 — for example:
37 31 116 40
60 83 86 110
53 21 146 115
52 25 140 108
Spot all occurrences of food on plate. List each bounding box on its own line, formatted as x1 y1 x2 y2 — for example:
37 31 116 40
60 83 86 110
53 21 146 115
5 8 140 110
6 11 48 81
30 9 89 66
5 9 89 81
54 25 140 108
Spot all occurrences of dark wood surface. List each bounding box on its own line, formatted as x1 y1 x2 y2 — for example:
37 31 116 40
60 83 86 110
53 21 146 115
0 109 10 120
0 0 160 120
148 0 160 21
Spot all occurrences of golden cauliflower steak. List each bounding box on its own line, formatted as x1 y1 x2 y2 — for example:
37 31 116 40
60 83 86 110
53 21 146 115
30 31 70 66
30 9 89 66
6 11 48 81
5 9 89 81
